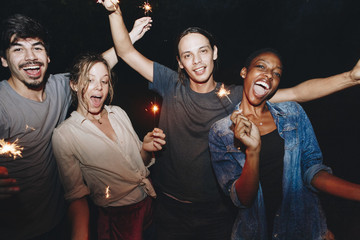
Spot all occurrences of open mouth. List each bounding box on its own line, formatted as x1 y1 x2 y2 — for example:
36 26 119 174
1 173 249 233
253 80 270 97
194 66 205 75
90 95 103 108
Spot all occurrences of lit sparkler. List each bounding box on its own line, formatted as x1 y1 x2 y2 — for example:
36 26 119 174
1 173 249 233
0 139 23 159
216 83 232 104
145 101 159 127
105 186 111 199
140 1 152 16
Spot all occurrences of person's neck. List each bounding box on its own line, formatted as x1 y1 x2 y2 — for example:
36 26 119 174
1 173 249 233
189 79 217 93
239 98 268 119
8 77 46 102
78 107 106 124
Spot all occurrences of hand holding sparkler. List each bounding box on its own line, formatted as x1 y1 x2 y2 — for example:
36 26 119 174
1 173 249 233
230 109 261 152
129 17 152 44
142 128 166 152
0 166 19 199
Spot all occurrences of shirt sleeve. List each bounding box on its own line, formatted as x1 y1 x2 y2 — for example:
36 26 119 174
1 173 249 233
209 120 247 208
149 62 178 97
297 103 332 192
52 127 90 201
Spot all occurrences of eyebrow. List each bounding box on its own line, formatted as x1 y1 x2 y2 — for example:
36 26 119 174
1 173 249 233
256 58 283 70
180 45 210 56
10 41 45 48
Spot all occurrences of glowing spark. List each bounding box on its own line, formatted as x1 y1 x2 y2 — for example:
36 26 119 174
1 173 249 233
152 104 159 115
140 2 152 15
25 124 35 131
216 83 232 103
105 186 111 199
0 139 23 159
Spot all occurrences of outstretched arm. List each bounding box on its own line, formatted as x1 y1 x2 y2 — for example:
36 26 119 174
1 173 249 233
102 16 152 69
312 170 360 201
270 59 360 103
99 0 154 82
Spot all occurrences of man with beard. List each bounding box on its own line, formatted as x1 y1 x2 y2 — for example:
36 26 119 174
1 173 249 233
0 13 151 239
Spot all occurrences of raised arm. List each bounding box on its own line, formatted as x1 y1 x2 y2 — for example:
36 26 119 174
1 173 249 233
99 0 154 82
231 111 261 207
102 16 152 69
270 59 360 103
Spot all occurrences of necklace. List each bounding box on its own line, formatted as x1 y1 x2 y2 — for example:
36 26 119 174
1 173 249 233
90 110 106 124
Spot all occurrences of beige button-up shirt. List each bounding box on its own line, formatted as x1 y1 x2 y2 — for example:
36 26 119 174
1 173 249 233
52 105 155 207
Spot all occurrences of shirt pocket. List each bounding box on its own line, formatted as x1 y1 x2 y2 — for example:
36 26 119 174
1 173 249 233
281 123 299 150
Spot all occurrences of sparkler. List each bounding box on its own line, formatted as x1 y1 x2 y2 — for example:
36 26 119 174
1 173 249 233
105 186 111 199
140 1 152 16
0 139 23 159
145 101 159 127
216 83 232 104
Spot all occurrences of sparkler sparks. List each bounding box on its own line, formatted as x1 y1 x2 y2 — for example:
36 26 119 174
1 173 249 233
216 83 232 104
140 1 152 15
105 186 111 199
0 139 23 159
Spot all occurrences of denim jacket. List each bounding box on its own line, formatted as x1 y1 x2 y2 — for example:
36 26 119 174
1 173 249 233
209 101 332 240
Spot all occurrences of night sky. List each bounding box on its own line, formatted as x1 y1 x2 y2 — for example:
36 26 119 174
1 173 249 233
1 0 360 238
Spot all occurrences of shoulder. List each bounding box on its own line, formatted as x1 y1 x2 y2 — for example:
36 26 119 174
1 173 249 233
210 114 232 135
269 101 303 113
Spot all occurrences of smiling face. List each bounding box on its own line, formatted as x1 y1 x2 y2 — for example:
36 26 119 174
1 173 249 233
177 33 218 88
241 51 282 106
1 36 50 89
73 62 110 116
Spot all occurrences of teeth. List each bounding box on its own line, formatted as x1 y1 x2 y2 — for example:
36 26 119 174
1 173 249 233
24 66 40 70
255 81 269 89
194 67 205 72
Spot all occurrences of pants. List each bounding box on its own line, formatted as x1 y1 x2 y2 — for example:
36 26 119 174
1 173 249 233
154 192 236 240
97 196 154 240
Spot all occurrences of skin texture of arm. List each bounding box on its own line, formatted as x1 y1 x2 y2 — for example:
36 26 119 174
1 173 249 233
101 17 152 69
270 60 360 103
312 170 360 201
231 111 262 206
68 197 90 240
107 6 154 82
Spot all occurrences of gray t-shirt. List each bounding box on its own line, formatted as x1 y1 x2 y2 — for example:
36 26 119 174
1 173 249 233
0 73 71 239
149 62 243 202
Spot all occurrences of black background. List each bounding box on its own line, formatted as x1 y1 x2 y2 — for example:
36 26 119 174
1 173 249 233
1 0 360 238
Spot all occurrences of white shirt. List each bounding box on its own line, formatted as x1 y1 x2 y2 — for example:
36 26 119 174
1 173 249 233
52 105 156 207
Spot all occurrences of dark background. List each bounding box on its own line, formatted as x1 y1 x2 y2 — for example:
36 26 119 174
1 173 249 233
1 0 360 238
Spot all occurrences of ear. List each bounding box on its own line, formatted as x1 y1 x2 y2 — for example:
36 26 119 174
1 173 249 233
1 57 8 68
70 81 78 92
213 45 218 61
240 67 247 79
47 56 50 64
176 56 184 69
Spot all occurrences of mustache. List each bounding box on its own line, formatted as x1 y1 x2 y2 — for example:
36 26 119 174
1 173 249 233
19 61 44 69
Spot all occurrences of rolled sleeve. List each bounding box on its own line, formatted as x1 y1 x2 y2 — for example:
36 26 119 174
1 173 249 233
52 128 90 201
303 163 332 192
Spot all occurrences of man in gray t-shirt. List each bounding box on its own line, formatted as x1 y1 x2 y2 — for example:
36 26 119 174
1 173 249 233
0 14 72 240
0 12 150 239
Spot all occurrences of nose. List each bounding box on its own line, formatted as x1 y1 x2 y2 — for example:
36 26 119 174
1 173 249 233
24 49 37 61
264 70 273 80
193 53 202 65
95 81 103 90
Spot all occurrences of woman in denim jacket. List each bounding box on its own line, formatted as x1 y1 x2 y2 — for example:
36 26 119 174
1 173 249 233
209 48 360 240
